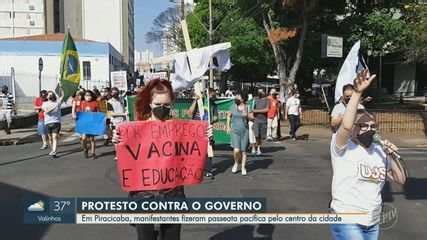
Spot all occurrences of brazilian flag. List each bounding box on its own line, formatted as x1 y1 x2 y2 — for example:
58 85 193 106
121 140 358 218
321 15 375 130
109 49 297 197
59 31 80 101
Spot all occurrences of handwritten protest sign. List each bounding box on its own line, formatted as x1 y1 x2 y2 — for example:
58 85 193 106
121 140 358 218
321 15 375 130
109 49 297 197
115 120 208 192
75 112 106 135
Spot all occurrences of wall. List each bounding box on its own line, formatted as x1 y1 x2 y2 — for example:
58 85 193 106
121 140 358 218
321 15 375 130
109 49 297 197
82 0 122 59
0 40 122 103
0 0 45 38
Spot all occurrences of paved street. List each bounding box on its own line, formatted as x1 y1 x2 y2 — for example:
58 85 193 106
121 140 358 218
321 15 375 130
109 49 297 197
0 126 426 240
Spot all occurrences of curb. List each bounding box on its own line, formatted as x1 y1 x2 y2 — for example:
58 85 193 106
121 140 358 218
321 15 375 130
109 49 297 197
0 126 75 146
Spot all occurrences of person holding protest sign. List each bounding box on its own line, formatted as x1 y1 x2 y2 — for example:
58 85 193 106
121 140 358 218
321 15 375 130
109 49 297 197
113 79 206 240
227 93 249 176
42 89 64 158
330 70 406 240
80 90 100 159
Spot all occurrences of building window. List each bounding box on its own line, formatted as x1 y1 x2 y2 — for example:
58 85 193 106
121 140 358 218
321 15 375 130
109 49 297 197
82 61 91 80
53 0 61 33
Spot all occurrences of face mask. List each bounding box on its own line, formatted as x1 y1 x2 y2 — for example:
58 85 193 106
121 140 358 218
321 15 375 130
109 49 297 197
234 99 241 105
357 130 375 148
152 106 170 121
344 97 351 104
48 95 56 101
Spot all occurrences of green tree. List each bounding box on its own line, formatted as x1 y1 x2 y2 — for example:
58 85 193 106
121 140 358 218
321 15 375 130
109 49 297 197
145 6 185 52
187 0 274 83
404 3 427 63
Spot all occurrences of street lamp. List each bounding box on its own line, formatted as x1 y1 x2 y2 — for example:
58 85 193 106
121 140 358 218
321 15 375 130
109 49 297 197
38 57 43 94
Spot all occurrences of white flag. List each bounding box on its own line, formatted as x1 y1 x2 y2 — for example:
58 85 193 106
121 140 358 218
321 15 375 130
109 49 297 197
335 41 367 103
171 42 232 90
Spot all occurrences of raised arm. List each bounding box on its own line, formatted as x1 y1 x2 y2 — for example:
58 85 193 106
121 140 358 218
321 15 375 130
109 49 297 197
335 70 376 148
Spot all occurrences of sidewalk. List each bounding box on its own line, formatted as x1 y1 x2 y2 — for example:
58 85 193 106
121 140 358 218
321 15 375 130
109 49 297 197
0 113 75 146
290 124 427 149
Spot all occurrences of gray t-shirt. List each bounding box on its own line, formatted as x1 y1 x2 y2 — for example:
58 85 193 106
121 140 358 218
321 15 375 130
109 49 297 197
254 97 269 123
42 101 61 125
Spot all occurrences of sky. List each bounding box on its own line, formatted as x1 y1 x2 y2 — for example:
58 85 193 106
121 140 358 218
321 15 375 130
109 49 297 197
134 0 175 57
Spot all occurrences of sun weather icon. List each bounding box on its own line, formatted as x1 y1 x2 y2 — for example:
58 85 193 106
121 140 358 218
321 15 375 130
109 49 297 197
27 200 45 212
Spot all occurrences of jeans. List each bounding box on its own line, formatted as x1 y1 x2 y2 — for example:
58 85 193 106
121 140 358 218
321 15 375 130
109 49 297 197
130 187 185 240
288 114 300 138
330 223 379 240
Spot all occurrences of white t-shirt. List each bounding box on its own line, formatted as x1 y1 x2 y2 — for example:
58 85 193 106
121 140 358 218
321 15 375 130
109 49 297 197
331 102 365 117
286 96 300 116
108 98 126 125
330 134 391 226
42 101 61 125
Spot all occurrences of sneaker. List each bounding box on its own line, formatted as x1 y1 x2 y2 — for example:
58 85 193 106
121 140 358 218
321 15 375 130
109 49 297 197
231 163 239 173
241 168 247 176
293 137 297 141
48 151 57 156
40 144 48 150
251 148 256 155
266 137 273 141
205 171 215 180
84 150 89 158
256 149 262 156
92 153 97 160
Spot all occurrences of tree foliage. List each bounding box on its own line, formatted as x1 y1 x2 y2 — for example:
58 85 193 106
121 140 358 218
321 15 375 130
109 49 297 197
187 0 274 82
145 6 185 52
403 3 427 63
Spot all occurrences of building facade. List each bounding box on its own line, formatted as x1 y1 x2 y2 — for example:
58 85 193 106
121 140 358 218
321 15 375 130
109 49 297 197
44 0 134 74
0 34 123 104
0 0 45 38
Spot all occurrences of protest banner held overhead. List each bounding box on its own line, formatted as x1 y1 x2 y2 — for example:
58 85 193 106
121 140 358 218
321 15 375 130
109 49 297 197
115 120 209 192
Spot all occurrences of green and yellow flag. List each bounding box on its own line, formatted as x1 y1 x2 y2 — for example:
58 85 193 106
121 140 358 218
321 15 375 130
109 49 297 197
59 31 80 101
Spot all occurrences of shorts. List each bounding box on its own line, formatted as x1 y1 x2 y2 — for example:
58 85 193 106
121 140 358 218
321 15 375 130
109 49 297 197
37 120 47 135
0 110 12 124
253 120 267 139
231 129 249 151
46 122 61 134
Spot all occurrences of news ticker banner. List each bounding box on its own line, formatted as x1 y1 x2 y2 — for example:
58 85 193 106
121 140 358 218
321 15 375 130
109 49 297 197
23 197 369 225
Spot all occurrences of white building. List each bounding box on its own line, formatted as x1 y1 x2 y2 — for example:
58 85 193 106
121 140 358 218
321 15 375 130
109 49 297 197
0 33 123 104
134 49 154 73
0 0 45 38
82 0 134 74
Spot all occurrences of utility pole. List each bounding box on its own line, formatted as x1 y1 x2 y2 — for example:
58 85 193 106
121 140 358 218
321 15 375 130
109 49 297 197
209 0 214 88
181 0 185 20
